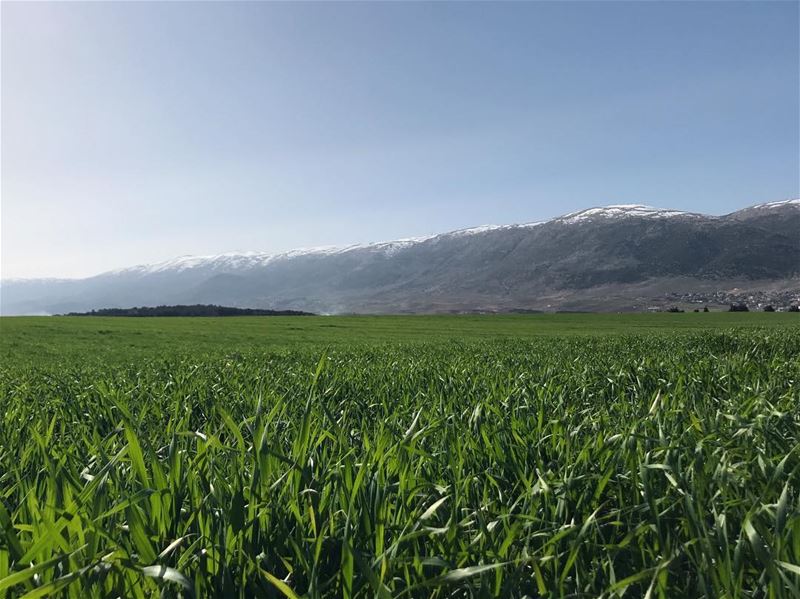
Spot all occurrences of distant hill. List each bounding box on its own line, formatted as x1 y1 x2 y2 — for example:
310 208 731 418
63 305 314 317
3 199 799 314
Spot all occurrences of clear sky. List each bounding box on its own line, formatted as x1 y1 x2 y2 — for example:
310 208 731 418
2 1 798 279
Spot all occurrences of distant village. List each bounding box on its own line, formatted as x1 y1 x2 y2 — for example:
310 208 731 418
652 289 800 312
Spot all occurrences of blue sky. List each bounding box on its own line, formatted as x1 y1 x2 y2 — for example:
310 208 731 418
2 1 798 278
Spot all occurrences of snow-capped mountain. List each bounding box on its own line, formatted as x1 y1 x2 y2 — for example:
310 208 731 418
3 200 798 314
554 204 708 224
92 205 709 277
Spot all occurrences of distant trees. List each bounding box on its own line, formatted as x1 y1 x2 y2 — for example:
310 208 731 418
790 305 800 313
763 305 775 312
729 303 749 312
703 306 709 312
64 305 314 317
666 307 684 313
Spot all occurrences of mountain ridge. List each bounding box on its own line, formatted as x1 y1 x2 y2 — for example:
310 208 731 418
12 199 795 282
3 199 798 314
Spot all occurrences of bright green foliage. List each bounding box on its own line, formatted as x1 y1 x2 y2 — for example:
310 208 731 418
2 312 797 366
0 324 799 597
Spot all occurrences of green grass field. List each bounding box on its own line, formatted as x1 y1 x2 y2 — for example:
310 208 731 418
2 312 797 365
1 315 799 597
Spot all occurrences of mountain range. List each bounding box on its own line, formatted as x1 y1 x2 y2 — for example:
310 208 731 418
3 199 799 315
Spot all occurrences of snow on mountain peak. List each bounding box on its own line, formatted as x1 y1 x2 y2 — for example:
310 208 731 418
748 198 800 210
109 251 276 276
556 204 695 224
441 220 546 239
108 237 444 277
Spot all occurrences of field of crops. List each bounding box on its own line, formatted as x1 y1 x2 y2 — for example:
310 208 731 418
1 315 799 597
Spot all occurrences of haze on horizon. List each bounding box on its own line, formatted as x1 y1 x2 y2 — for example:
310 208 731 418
2 1 798 280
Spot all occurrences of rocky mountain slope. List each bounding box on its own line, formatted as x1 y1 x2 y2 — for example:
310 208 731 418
3 200 798 314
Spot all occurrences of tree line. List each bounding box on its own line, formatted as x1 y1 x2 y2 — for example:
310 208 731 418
63 305 314 317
